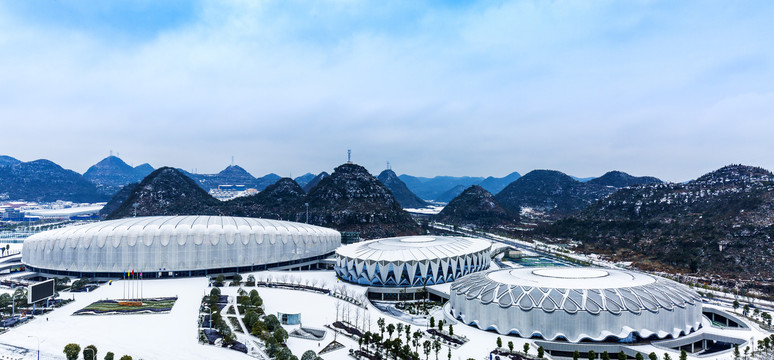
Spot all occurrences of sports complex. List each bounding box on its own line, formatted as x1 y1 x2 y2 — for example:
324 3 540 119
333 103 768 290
0 215 769 360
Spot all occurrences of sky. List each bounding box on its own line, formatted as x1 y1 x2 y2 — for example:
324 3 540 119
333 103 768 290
0 1 772 182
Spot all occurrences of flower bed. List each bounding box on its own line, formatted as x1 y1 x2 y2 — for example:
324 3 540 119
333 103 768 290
333 321 363 338
73 297 177 315
426 329 464 346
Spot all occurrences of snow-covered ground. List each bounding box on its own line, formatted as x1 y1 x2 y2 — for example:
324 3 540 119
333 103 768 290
0 268 769 360
0 269 510 360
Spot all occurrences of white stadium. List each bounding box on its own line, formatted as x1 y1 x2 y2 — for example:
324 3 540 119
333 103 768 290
334 235 491 287
450 267 703 343
21 215 341 278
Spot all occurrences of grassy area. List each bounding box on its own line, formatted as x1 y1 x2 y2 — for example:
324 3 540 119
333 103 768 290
74 297 177 315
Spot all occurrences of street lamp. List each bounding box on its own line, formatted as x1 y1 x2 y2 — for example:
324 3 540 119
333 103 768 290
27 335 43 360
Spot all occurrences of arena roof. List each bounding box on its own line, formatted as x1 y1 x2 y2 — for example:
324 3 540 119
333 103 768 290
450 267 703 342
452 267 699 315
22 216 341 276
335 235 491 262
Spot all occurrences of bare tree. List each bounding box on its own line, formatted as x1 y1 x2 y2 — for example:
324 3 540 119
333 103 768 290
334 300 341 322
354 307 360 330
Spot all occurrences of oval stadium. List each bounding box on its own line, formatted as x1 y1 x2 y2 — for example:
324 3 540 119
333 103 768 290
450 267 703 342
334 235 491 287
22 215 341 278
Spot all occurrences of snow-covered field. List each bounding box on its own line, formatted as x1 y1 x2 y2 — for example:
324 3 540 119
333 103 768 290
0 268 766 360
0 269 509 360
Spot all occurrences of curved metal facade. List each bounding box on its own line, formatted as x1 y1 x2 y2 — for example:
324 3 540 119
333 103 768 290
450 268 703 342
22 216 341 275
334 236 491 287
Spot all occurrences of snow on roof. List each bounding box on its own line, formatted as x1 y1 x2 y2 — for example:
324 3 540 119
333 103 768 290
335 235 491 262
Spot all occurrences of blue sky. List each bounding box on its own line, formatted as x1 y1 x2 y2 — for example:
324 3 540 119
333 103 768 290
0 1 772 182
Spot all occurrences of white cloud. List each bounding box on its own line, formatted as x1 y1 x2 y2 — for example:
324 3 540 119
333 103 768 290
0 1 772 181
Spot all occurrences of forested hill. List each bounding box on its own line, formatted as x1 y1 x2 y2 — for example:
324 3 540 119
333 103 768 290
541 164 774 279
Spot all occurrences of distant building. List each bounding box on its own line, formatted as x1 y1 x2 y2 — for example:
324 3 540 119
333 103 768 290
339 231 360 244
1 208 24 221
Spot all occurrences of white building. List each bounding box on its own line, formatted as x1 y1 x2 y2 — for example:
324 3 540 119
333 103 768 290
450 267 703 343
22 215 341 278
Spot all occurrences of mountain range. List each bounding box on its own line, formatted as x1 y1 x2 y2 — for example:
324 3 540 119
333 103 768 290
105 163 421 239
540 164 774 279
436 185 516 228
180 165 281 192
377 169 428 208
83 156 154 196
0 156 106 203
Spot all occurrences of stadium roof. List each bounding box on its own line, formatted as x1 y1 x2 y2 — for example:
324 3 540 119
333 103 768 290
335 236 491 263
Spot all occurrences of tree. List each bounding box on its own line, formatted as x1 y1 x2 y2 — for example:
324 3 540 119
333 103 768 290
388 323 396 339
573 350 580 360
430 317 435 329
679 350 686 360
664 353 672 360
636 353 644 360
588 350 596 360
302 350 317 360
274 327 289 344
246 274 256 286
406 325 412 344
210 287 221 298
433 339 441 360
232 273 243 285
448 325 453 337
84 345 98 360
413 331 422 352
119 356 132 360
524 343 530 355
64 344 81 360
734 345 740 360
438 320 444 333
378 318 386 338
214 274 225 287
601 351 609 360
618 351 626 360
508 341 514 354
423 340 432 360
497 337 502 350
648 353 657 360
733 300 740 312
538 346 545 359
743 304 750 316
244 310 260 330
104 352 114 360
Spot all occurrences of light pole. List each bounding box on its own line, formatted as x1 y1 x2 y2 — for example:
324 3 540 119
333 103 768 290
27 335 43 360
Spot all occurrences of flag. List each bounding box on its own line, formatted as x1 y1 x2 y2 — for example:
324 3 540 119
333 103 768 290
140 271 143 278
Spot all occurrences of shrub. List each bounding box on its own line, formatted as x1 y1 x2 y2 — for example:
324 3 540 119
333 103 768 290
84 345 98 360
63 344 81 360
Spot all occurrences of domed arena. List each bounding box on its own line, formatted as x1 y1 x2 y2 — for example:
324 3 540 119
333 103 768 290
22 216 341 278
450 267 703 342
334 235 491 287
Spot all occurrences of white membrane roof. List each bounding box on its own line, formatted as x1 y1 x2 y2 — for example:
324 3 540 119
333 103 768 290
335 235 491 262
488 267 657 289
